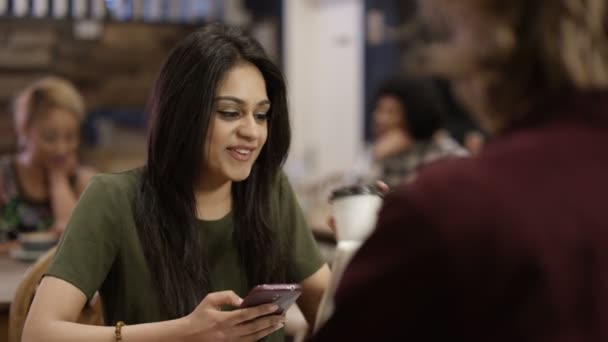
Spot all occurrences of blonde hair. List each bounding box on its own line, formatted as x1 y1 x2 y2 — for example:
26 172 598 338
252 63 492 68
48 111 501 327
13 77 86 136
410 0 608 132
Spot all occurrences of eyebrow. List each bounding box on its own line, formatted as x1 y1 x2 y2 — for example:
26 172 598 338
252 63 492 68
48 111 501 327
215 96 270 106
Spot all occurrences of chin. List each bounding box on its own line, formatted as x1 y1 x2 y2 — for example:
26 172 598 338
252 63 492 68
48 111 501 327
227 169 253 182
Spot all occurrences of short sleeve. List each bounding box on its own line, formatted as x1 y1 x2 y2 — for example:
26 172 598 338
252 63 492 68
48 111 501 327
275 172 325 283
45 175 123 300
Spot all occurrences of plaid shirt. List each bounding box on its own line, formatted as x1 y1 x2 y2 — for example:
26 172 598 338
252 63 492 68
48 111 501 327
355 136 468 188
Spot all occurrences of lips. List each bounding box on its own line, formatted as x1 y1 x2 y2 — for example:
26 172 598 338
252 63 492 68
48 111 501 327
51 155 67 165
227 146 255 162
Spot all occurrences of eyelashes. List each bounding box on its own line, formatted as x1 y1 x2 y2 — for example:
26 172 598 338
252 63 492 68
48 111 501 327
217 111 270 122
217 110 239 119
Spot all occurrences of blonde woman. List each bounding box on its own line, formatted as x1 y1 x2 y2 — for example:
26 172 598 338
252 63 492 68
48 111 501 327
0 77 95 242
315 0 608 340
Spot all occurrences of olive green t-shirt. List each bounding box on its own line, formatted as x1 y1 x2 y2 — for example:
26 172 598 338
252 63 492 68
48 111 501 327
46 169 324 341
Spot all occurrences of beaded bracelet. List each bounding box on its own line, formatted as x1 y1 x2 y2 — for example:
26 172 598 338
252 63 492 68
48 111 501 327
115 321 125 341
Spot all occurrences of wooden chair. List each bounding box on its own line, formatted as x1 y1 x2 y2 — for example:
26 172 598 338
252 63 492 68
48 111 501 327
8 247 105 342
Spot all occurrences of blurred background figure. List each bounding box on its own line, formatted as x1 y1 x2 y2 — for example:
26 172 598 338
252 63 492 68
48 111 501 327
314 0 608 341
0 77 95 243
351 77 466 187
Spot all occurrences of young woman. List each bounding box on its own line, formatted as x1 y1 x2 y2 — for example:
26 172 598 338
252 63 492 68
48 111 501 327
22 24 330 342
0 77 95 241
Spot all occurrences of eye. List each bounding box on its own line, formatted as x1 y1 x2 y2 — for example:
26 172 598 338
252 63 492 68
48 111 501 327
254 112 270 122
43 132 58 143
217 110 240 119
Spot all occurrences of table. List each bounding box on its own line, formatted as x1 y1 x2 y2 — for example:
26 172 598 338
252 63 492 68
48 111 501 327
0 243 32 340
0 256 30 311
0 243 30 310
313 240 362 332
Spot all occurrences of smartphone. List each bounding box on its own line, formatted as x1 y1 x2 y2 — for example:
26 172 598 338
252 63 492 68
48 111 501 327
240 284 302 314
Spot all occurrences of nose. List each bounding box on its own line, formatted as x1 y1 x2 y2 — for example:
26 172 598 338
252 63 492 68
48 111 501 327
53 139 72 156
237 114 262 141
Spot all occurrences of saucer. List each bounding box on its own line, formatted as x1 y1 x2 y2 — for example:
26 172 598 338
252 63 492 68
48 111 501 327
18 232 58 251
9 247 46 262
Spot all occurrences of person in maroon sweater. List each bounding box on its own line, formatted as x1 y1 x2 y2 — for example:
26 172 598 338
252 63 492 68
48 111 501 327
314 1 608 341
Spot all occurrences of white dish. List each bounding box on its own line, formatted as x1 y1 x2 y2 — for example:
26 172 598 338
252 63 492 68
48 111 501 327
9 247 46 262
18 232 58 251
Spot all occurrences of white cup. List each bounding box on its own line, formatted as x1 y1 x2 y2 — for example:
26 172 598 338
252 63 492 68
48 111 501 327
330 184 383 242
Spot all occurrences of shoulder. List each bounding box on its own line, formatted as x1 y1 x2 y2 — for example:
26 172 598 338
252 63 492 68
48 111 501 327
270 170 299 206
275 169 289 186
271 170 290 195
76 166 97 182
269 170 303 221
414 155 484 193
75 166 97 193
392 155 495 226
82 168 142 202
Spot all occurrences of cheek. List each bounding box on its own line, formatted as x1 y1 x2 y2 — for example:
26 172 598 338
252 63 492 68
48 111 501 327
374 112 388 125
389 111 403 125
27 136 49 151
68 137 80 149
26 140 53 161
205 132 223 165
259 125 269 149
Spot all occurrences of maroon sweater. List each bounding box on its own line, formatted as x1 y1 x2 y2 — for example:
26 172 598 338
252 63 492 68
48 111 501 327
314 92 608 341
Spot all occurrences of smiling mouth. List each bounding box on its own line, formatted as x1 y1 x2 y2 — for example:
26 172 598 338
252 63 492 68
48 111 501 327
227 148 254 162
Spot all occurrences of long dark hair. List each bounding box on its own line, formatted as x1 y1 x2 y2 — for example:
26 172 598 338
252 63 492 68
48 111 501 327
135 23 291 319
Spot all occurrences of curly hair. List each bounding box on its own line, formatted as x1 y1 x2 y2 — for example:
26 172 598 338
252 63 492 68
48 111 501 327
374 78 444 140
409 0 608 132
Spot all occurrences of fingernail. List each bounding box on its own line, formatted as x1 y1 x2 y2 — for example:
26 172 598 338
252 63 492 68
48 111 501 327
270 305 279 312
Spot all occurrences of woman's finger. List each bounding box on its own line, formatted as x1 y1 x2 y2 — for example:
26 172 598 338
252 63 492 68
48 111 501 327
327 216 336 233
233 314 284 337
202 291 243 309
226 303 279 326
241 321 284 342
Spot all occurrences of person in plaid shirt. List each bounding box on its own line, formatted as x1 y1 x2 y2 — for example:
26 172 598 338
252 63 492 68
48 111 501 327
352 78 467 188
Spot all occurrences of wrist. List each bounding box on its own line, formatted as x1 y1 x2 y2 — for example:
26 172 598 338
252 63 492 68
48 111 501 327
174 316 195 342
120 318 193 342
47 170 69 184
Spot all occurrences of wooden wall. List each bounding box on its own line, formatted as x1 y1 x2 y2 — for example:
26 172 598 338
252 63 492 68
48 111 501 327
0 19 195 159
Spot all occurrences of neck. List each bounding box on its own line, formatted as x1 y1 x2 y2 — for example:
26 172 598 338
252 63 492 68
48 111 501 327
194 176 232 221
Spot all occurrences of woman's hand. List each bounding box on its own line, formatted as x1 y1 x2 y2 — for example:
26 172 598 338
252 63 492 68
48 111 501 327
373 129 411 161
45 154 82 237
46 154 78 183
183 291 285 342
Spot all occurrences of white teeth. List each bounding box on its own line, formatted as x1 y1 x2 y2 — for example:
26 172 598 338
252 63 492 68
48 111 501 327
235 149 250 155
